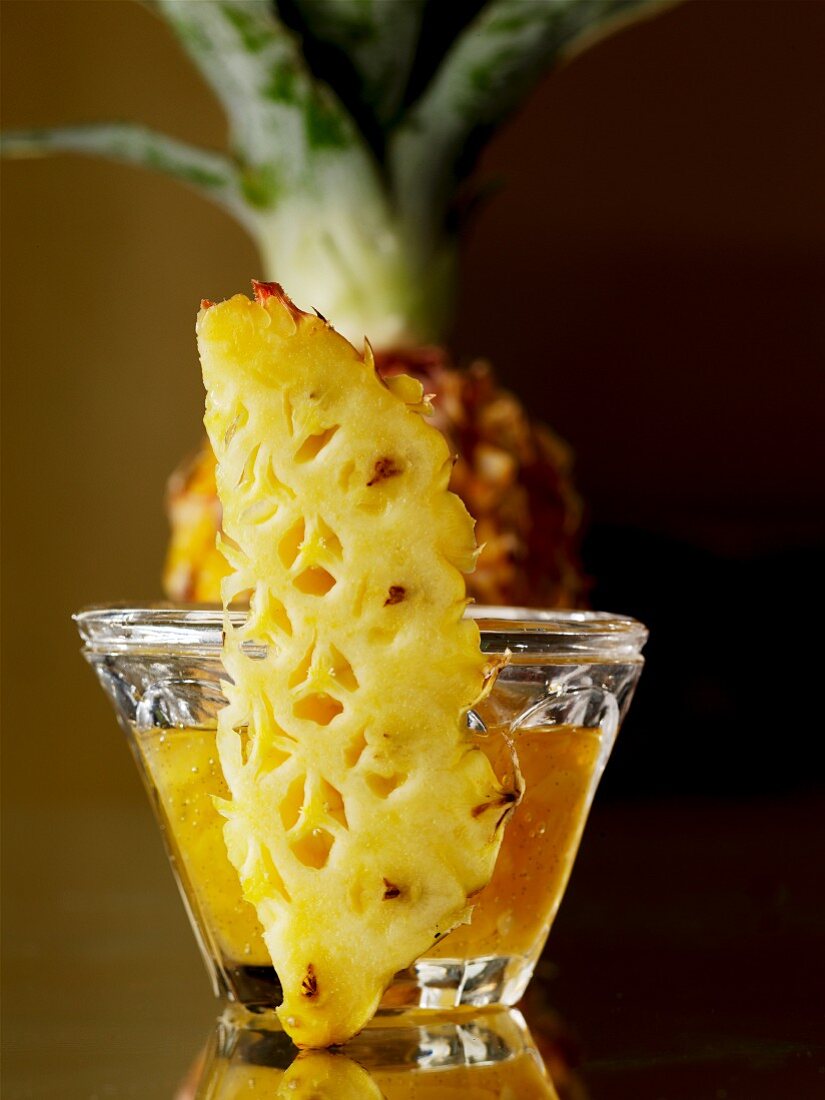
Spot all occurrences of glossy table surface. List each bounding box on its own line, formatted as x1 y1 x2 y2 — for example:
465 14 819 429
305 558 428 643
4 794 824 1098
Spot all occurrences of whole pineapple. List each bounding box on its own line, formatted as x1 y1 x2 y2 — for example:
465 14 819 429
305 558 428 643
3 0 665 604
200 282 515 1046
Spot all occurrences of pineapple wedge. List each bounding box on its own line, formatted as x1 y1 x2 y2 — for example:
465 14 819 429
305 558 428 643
199 283 514 1048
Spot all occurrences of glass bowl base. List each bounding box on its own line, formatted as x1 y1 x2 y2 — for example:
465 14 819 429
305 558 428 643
220 954 536 1014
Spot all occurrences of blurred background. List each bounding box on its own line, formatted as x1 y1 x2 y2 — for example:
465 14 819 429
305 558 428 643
2 1 824 1096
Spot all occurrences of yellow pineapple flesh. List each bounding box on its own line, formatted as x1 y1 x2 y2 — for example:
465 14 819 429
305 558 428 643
199 282 514 1048
277 1052 384 1098
164 442 228 602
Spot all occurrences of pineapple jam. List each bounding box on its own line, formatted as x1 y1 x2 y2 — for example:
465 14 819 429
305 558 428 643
139 718 602 978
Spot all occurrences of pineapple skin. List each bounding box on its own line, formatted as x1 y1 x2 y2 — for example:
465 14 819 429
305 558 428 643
379 349 588 609
199 284 513 1047
164 351 587 610
164 442 227 603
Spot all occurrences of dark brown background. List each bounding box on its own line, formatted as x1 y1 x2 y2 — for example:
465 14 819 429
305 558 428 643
2 2 824 1096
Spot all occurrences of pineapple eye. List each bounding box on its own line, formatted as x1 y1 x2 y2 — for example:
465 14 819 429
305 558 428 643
344 731 367 768
225 585 252 611
278 518 305 568
293 693 343 726
241 497 280 525
471 789 520 830
328 645 358 692
301 966 318 998
293 566 337 596
282 391 296 437
257 846 291 905
260 743 291 771
248 585 292 639
236 442 261 489
223 402 249 449
217 531 249 573
291 828 334 869
280 775 306 831
288 642 315 690
315 516 343 559
233 724 252 765
337 459 356 490
367 456 402 486
319 779 348 829
365 772 406 799
294 425 339 463
384 585 406 606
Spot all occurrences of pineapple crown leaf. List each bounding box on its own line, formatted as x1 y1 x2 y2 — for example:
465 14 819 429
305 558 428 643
1 0 673 342
0 121 251 220
293 0 427 127
150 0 379 201
388 0 661 250
2 0 669 220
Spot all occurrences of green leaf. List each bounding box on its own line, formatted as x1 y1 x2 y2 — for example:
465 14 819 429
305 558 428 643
150 2 421 344
389 0 666 256
294 0 426 124
0 122 249 219
153 0 364 185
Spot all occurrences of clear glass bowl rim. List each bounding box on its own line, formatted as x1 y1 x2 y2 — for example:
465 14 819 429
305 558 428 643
74 604 647 661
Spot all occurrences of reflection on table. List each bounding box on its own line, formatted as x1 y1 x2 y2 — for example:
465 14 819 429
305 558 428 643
178 1005 578 1098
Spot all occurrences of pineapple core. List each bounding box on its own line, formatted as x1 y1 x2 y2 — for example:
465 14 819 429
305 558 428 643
199 283 512 1047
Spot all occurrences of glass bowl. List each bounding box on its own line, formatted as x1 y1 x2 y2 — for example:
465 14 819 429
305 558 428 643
75 605 646 1012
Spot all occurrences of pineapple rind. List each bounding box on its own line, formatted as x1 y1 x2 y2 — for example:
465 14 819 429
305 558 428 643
198 288 509 1048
